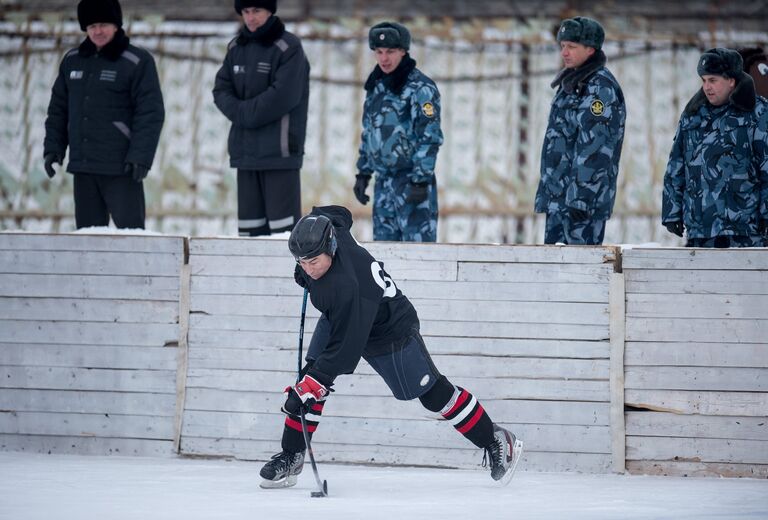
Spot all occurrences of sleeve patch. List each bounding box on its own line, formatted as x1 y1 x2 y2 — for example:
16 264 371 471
421 102 435 118
590 99 605 116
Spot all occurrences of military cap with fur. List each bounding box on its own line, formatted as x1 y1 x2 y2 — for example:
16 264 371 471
697 48 744 79
77 0 123 31
234 0 277 15
368 22 411 51
556 16 605 51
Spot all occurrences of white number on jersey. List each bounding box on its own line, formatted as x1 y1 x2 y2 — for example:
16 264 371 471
370 262 397 298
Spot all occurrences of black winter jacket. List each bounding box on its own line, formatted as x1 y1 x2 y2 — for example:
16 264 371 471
44 30 165 176
213 17 310 170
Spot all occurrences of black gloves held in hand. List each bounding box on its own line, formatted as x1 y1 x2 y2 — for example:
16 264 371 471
353 174 371 205
665 221 684 237
44 153 62 178
568 207 589 222
758 220 768 239
404 182 429 204
124 162 149 183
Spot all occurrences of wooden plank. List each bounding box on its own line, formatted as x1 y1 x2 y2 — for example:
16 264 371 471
626 412 768 441
0 433 174 457
459 262 612 284
192 275 610 303
622 248 768 270
0 233 184 254
625 389 768 417
0 321 180 347
0 250 183 276
0 389 175 415
627 460 768 478
191 255 458 281
625 342 768 368
0 366 176 393
0 344 176 370
181 411 610 453
0 297 178 323
627 293 768 320
181 436 612 473
173 264 192 453
0 273 180 301
625 366 767 392
190 237 288 256
609 273 626 474
626 436 768 464
624 268 768 295
0 411 174 439
626 317 768 344
190 294 609 326
186 347 609 380
188 314 608 341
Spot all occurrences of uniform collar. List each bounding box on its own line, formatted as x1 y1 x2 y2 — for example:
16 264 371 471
551 49 606 94
78 28 130 61
237 16 285 46
364 54 416 94
684 73 757 115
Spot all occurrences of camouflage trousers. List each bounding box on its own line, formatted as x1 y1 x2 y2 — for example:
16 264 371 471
372 173 438 242
685 235 766 248
544 211 607 245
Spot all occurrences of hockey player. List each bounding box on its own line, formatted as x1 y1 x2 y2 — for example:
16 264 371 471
259 205 523 488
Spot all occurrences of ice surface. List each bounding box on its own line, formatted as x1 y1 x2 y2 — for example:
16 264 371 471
0 452 766 520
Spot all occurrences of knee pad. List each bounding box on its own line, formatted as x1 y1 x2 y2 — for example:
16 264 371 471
418 375 455 412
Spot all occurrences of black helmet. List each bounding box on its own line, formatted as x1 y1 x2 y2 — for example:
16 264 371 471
288 214 337 261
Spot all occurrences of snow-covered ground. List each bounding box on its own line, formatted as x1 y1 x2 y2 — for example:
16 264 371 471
1 452 766 520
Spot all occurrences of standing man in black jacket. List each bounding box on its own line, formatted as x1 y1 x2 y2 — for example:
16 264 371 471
43 0 164 230
213 0 310 236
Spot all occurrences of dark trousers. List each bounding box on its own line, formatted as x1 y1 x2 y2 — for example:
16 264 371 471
237 169 301 236
73 173 145 229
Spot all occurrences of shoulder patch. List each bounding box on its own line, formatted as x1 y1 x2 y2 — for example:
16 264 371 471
421 102 435 118
275 39 289 52
590 99 605 116
120 50 140 65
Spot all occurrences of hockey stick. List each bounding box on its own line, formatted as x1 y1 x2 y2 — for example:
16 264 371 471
297 287 328 498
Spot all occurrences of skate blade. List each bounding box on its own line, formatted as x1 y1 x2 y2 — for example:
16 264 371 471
259 474 298 489
499 439 523 486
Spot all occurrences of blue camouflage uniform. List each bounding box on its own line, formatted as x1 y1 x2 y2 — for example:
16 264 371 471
357 55 443 242
535 50 626 245
662 74 768 247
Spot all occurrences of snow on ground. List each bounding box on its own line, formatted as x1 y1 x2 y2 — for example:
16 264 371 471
0 452 766 520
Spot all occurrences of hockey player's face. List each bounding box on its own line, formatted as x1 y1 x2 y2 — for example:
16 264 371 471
559 41 594 69
701 74 736 106
375 47 406 74
241 7 271 32
299 254 333 280
86 23 118 50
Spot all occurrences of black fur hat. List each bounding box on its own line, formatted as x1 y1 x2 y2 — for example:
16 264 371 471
697 48 744 79
234 0 277 15
556 16 605 51
369 22 411 51
77 0 123 31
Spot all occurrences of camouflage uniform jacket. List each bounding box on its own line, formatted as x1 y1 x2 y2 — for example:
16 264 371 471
535 51 626 220
356 56 443 184
662 75 768 239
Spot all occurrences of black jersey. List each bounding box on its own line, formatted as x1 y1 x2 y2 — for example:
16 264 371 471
301 206 419 385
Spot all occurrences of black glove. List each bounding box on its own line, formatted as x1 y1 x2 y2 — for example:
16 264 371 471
44 153 61 178
293 263 307 288
665 221 684 237
281 374 329 416
404 182 429 204
568 206 589 222
353 174 370 205
759 219 768 239
124 162 149 183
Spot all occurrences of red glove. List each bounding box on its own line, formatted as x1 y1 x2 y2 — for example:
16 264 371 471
282 374 328 415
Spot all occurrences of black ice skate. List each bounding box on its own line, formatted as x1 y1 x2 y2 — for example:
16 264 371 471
259 450 305 489
484 424 523 485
